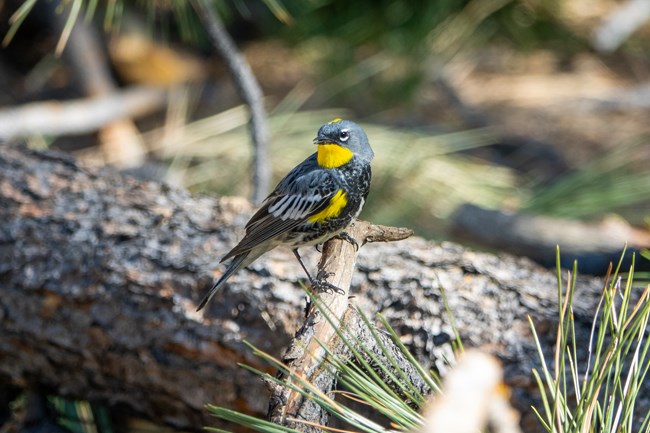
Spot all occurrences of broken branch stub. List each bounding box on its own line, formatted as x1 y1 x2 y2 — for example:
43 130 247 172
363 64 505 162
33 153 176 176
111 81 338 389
268 220 413 430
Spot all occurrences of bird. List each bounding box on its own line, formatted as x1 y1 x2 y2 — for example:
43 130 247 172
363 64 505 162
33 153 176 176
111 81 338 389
197 118 374 311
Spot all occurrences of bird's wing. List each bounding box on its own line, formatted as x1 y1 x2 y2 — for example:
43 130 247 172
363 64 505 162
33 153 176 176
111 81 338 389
220 161 339 261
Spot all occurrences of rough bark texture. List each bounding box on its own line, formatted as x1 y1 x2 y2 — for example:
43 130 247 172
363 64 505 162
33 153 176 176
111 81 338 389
1 145 646 432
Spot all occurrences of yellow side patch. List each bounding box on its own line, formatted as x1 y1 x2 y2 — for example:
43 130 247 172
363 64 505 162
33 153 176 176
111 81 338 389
317 144 353 168
308 189 348 223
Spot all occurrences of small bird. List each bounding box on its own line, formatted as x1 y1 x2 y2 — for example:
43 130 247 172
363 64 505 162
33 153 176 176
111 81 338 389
197 119 374 311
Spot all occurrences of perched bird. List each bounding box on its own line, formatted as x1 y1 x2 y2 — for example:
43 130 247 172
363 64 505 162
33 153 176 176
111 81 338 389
197 119 374 311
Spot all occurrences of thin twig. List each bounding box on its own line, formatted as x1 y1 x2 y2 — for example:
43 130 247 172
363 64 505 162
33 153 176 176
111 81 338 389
191 0 271 203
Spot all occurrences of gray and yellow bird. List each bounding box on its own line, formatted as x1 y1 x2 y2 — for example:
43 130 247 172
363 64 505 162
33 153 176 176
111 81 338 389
197 119 374 311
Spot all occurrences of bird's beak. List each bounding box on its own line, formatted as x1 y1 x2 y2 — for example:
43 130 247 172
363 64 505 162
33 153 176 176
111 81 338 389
313 136 335 145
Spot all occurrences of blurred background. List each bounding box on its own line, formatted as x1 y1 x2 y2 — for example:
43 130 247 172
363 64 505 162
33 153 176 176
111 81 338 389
1 0 649 270
2 2 650 432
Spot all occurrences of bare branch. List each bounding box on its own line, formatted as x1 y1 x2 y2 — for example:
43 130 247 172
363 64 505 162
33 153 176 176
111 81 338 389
191 0 271 203
360 221 414 244
0 86 168 140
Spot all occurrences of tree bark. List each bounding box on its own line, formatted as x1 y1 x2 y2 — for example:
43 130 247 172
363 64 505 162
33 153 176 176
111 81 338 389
1 145 644 433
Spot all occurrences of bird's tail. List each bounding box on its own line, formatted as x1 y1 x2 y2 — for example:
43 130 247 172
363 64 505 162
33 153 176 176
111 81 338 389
197 252 249 311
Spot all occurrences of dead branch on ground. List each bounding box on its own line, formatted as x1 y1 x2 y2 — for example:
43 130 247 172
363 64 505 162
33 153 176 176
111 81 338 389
451 203 649 274
0 86 168 140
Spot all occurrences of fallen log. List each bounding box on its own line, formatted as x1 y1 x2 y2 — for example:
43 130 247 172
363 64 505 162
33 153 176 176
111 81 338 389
451 203 649 274
0 145 643 432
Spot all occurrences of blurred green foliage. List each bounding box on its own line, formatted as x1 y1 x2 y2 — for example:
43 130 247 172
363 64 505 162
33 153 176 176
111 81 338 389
273 0 584 53
253 0 587 106
5 0 587 107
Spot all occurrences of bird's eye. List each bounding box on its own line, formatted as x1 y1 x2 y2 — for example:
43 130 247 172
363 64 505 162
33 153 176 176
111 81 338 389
339 130 350 142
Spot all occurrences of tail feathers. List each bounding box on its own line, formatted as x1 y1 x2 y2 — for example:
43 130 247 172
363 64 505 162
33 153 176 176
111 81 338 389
197 253 249 311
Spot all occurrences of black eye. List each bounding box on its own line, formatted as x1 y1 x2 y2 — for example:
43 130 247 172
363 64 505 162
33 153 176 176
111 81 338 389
339 130 350 142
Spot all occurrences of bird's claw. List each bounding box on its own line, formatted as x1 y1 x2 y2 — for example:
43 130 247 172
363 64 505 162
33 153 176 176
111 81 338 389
311 270 344 294
317 269 335 280
334 231 359 251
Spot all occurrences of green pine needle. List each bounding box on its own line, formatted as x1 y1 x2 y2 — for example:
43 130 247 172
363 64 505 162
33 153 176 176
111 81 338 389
204 290 452 433
530 249 650 433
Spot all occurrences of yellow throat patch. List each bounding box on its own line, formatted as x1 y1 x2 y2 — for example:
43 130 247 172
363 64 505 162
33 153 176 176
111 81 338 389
317 144 353 168
308 189 348 223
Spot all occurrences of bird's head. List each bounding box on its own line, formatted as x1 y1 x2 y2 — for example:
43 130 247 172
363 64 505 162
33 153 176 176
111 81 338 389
313 119 374 168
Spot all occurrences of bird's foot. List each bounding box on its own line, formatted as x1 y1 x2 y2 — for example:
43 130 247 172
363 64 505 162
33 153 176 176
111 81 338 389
334 231 359 251
311 269 344 294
